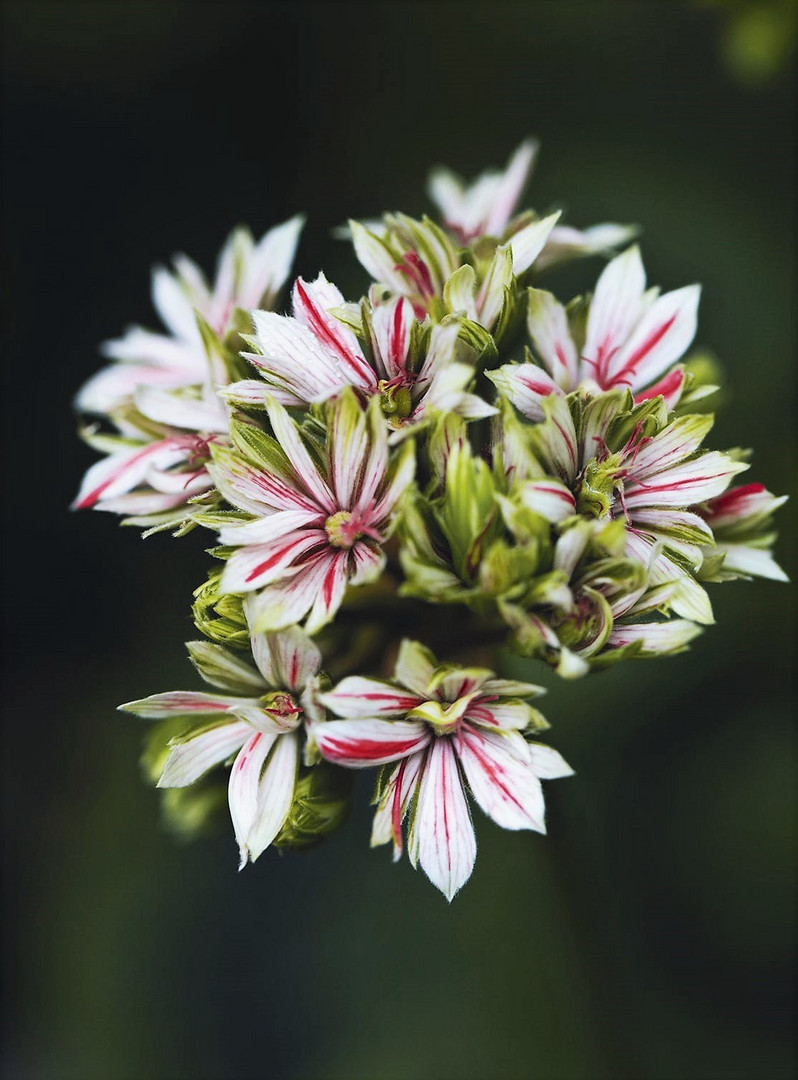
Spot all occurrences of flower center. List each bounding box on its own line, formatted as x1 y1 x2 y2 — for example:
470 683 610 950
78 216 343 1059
407 699 464 735
325 510 363 549
379 378 413 420
259 690 303 731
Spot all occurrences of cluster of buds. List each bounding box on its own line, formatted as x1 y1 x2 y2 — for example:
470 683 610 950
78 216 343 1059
75 142 786 899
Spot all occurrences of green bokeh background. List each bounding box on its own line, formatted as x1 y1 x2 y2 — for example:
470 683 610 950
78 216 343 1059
2 2 795 1078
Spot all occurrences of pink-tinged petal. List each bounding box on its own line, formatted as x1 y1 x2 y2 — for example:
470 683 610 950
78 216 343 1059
266 398 337 513
606 284 700 390
607 619 702 653
371 752 425 860
94 490 199 516
408 739 476 901
158 720 251 787
488 363 563 422
207 447 319 515
245 730 300 862
119 691 254 719
292 275 374 388
526 288 579 389
142 466 212 497
519 479 576 523
534 394 579 483
321 677 426 718
526 742 575 780
228 732 277 868
238 214 304 309
134 386 229 434
349 542 386 587
704 483 787 528
634 367 687 408
629 414 713 480
218 509 323 546
248 620 322 692
305 550 351 634
72 439 193 509
456 725 546 832
151 265 202 343
624 452 747 510
314 717 431 767
219 529 327 593
247 311 347 402
465 700 537 732
583 245 647 387
244 550 340 632
484 138 539 236
509 210 561 275
370 296 415 381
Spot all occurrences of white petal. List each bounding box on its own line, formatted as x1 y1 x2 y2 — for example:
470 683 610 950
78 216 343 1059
509 211 561 274
408 740 476 901
152 266 201 343
119 691 254 719
526 288 579 388
228 732 277 868
245 731 299 862
158 720 251 787
238 214 304 309
248 621 322 691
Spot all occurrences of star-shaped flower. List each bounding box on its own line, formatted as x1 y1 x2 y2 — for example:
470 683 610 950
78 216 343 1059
120 609 323 868
311 640 572 900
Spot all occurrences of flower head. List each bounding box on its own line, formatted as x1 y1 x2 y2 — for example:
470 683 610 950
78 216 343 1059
208 391 415 633
226 274 493 437
120 607 328 867
312 640 572 900
490 245 701 414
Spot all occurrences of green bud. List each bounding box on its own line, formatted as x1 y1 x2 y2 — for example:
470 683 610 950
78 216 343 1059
273 763 355 850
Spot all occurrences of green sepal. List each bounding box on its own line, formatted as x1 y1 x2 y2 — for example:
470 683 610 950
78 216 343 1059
273 762 355 850
192 570 249 647
186 640 262 694
455 318 499 364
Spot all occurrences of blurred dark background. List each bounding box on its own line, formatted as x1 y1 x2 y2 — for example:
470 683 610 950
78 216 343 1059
1 2 795 1078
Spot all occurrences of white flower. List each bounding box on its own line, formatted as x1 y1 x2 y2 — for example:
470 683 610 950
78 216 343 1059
120 611 322 868
312 640 572 901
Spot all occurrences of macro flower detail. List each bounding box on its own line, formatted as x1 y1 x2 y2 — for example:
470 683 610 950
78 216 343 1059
120 611 326 867
73 138 786 898
77 217 304 416
208 391 415 633
312 640 573 900
73 218 304 533
489 245 701 416
226 274 494 435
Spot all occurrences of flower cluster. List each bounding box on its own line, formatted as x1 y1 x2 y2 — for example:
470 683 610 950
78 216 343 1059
76 142 786 899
